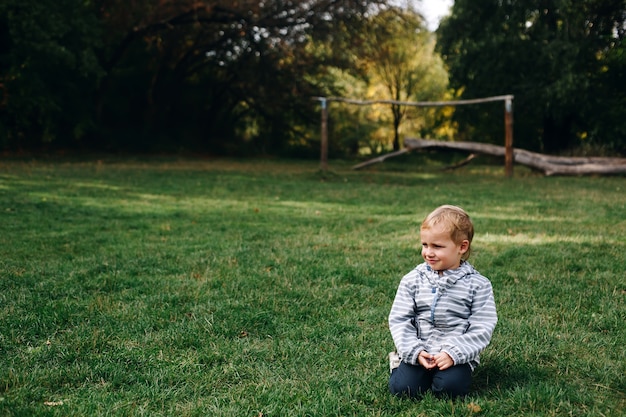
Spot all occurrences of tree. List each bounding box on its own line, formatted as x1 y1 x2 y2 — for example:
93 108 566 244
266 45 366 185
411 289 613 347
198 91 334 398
360 7 449 151
437 0 626 154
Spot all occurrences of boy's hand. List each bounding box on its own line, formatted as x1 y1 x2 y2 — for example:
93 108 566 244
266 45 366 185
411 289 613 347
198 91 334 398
418 351 437 369
433 352 454 370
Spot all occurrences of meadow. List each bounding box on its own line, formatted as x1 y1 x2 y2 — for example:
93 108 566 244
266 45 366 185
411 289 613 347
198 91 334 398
0 156 624 416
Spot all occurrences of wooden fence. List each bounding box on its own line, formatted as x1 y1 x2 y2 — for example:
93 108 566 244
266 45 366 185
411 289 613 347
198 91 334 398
314 95 515 177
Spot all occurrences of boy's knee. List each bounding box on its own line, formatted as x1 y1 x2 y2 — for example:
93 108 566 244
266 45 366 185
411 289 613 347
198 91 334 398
389 368 426 398
431 366 472 398
389 380 421 398
431 379 469 398
388 371 409 397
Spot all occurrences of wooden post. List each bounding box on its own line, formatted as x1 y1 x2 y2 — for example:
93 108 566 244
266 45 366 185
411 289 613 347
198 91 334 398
320 97 328 171
504 97 514 178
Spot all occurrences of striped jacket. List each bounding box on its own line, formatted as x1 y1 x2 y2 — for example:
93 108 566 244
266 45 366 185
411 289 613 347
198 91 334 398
388 261 497 371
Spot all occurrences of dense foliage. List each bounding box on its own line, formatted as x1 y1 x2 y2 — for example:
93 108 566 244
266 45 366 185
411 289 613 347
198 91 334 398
437 0 626 154
0 0 103 150
0 0 385 154
1 0 624 155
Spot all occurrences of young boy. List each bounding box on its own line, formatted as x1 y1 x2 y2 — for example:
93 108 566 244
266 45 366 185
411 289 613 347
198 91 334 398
388 205 497 398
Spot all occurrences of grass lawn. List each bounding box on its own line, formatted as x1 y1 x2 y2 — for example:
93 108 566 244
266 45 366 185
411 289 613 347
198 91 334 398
0 156 624 416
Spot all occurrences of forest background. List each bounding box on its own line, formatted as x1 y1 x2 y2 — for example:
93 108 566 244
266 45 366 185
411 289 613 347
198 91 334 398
0 0 624 158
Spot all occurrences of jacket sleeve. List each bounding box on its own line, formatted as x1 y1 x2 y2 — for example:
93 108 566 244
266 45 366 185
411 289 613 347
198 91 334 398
440 278 497 366
388 272 425 365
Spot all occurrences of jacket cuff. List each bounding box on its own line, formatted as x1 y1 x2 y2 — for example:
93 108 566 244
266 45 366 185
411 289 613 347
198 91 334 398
407 348 422 365
442 347 461 365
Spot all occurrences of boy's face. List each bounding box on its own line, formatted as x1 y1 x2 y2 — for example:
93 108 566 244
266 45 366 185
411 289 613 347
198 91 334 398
420 223 469 272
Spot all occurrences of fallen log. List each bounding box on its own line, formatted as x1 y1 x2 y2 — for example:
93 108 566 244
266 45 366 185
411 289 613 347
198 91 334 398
352 138 626 176
403 138 626 176
351 148 410 170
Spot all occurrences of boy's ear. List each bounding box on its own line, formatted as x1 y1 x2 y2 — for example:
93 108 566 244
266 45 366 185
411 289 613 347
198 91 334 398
459 239 470 254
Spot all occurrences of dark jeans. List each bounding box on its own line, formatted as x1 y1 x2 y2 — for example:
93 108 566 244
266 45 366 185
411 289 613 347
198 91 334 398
389 361 472 399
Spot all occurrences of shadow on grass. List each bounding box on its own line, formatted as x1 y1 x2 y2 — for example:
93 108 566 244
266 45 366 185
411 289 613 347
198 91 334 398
472 356 549 394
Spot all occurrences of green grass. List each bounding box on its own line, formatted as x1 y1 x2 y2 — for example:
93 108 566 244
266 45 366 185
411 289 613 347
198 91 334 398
0 156 624 416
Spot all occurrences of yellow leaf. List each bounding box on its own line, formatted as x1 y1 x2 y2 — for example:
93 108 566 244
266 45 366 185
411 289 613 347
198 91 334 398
467 402 482 413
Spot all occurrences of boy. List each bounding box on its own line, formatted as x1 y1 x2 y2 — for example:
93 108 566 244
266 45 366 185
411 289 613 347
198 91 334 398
388 205 497 398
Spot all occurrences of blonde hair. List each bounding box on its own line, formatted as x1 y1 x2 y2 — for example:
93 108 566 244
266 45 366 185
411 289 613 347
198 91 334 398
421 205 474 260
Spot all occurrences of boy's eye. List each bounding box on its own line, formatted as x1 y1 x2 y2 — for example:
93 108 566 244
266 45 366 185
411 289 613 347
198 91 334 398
424 244 443 249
